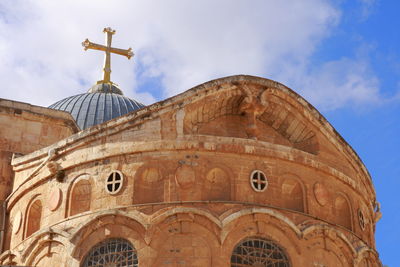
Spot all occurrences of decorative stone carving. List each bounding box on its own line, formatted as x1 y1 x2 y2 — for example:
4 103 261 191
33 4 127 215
373 201 382 223
47 188 62 211
239 86 270 139
46 161 59 175
325 228 337 240
178 154 199 166
313 182 329 206
175 165 195 189
358 209 366 230
12 211 22 234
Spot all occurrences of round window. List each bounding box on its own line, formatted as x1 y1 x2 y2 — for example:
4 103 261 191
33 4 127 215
105 171 124 195
250 170 268 192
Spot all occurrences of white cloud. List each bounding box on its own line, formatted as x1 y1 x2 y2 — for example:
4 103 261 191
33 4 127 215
283 58 381 111
0 0 385 111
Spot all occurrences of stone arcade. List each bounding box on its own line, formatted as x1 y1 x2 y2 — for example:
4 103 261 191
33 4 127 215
0 29 381 266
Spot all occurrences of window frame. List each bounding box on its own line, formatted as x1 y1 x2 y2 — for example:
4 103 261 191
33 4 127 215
81 238 138 267
231 236 291 267
249 170 268 192
105 170 124 195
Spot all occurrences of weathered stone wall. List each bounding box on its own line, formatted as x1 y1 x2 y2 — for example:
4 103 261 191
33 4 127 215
0 99 78 154
0 99 78 256
0 76 381 266
0 152 13 204
0 99 78 200
5 149 380 266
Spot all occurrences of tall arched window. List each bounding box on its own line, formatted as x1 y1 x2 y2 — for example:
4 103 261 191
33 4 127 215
231 237 290 267
82 238 138 267
26 199 42 238
69 179 91 216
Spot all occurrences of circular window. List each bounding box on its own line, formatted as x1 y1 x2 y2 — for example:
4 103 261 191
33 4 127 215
105 171 124 195
358 209 366 230
250 170 268 192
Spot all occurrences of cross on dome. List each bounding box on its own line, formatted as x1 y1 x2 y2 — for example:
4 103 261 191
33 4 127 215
82 27 134 85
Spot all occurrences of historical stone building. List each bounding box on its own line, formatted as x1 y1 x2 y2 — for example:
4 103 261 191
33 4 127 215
0 29 382 267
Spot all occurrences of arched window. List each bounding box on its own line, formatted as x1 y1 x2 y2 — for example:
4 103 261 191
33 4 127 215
334 194 352 230
281 178 304 212
82 238 138 267
26 199 42 238
70 179 91 216
231 237 290 267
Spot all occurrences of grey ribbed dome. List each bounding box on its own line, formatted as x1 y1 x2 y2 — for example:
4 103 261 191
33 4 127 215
49 92 145 130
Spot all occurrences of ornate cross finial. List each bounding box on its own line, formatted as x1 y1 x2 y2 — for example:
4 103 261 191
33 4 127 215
82 27 134 84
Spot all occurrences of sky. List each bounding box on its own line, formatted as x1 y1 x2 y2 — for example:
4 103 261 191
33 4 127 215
0 0 398 265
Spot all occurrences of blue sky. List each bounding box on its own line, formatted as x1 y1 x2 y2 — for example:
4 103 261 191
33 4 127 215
316 2 399 265
0 0 398 265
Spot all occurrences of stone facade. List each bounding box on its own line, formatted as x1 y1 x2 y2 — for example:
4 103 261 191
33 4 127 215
0 99 79 258
0 99 79 200
0 76 381 266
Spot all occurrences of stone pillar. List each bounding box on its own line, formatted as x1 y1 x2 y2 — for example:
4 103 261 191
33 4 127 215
0 151 13 201
0 151 13 253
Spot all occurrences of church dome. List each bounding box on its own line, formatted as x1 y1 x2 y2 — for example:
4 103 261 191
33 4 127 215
49 83 145 130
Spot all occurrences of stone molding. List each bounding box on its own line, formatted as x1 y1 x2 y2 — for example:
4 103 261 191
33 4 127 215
10 76 374 189
1 203 379 266
7 137 374 211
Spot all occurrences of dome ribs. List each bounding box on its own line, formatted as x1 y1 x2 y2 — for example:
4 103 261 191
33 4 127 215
80 93 96 130
84 93 100 129
49 91 145 130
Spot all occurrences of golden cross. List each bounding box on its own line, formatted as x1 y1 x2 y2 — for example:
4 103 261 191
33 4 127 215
82 27 134 84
